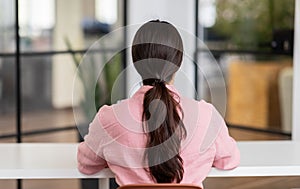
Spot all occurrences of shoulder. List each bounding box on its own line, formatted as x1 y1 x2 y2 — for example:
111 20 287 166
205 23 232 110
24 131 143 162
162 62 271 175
180 98 215 131
97 99 132 126
181 98 224 134
198 99 214 110
197 100 224 127
180 96 212 106
181 97 215 116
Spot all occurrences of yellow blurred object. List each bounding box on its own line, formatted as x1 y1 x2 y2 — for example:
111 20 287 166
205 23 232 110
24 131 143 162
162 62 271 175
226 59 292 129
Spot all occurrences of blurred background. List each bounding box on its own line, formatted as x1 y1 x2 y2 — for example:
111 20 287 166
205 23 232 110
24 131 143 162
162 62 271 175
0 0 297 188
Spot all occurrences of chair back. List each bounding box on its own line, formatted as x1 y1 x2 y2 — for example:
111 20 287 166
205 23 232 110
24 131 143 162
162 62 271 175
118 184 202 189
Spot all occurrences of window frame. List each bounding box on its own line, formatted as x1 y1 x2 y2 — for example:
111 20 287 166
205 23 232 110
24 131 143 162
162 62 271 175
292 0 300 141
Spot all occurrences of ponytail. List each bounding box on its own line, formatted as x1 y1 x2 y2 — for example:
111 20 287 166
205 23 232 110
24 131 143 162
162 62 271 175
131 20 185 183
142 79 186 183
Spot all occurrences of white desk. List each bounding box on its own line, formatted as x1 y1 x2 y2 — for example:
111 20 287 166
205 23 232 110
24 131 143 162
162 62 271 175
211 141 300 177
0 141 299 188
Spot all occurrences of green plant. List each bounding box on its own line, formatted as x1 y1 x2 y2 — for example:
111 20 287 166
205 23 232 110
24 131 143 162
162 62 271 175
65 37 122 121
213 0 295 50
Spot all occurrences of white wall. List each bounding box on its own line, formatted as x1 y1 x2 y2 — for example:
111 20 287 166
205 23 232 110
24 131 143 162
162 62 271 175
126 0 196 98
52 0 84 108
292 0 300 141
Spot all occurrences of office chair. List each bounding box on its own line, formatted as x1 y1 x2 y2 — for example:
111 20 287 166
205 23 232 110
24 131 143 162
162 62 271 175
118 184 202 189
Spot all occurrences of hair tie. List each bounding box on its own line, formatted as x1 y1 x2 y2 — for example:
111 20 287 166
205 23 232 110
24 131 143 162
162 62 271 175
142 78 166 86
153 79 165 86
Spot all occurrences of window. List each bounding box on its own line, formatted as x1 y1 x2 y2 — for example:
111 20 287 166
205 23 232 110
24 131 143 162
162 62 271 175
0 0 125 188
95 0 118 24
198 0 295 139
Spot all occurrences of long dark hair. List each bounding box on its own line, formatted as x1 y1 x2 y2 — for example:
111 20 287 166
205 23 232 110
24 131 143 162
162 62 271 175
132 20 186 183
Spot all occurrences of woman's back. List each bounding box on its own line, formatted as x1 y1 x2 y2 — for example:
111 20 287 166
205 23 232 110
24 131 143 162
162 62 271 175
77 20 239 188
78 85 240 187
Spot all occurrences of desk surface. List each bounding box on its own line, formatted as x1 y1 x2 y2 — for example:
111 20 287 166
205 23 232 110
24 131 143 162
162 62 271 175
0 141 299 179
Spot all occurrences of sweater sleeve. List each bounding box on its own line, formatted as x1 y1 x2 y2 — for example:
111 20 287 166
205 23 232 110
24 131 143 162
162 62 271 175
77 142 108 175
211 106 240 170
77 107 111 175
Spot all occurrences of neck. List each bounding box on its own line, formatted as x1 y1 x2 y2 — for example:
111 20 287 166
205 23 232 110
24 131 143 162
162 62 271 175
167 77 175 85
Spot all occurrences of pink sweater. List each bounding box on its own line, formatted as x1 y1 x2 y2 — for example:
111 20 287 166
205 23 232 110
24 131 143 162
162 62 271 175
77 85 240 187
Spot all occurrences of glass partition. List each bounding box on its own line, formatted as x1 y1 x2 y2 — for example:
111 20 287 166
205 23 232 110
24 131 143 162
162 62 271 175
0 0 124 188
19 0 122 52
0 0 16 143
198 0 295 140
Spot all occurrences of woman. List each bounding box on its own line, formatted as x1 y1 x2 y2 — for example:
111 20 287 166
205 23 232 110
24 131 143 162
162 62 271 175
77 20 240 188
